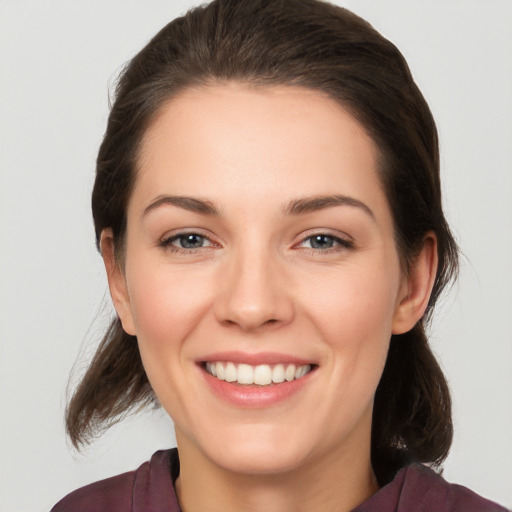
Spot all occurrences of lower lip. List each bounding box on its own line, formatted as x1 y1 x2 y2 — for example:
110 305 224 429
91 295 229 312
200 366 315 408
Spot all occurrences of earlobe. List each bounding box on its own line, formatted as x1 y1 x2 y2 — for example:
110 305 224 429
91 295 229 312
392 233 438 335
100 229 137 336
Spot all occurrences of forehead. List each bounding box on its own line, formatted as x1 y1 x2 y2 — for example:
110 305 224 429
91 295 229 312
133 83 388 220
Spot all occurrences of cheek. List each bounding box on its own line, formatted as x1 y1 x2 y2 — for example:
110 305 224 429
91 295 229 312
307 264 399 340
126 259 212 345
303 261 400 386
124 260 214 417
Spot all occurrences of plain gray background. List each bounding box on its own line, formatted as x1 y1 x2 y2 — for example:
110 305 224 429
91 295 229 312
1 1 511 510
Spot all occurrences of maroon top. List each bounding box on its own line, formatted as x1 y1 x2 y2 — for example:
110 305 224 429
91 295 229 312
52 449 506 511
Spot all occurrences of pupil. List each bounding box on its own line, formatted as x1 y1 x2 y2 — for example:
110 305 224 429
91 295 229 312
311 235 333 249
181 234 203 248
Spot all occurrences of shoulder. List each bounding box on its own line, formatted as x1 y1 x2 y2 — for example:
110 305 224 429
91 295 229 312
50 469 136 512
51 449 180 512
397 463 507 512
355 463 507 512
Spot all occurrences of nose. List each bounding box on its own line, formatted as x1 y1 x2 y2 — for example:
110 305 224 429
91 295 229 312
213 246 295 332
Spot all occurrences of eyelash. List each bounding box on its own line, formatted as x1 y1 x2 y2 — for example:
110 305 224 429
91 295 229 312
296 233 354 253
159 231 354 254
159 232 216 253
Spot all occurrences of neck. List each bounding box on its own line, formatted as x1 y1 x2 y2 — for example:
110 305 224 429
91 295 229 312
174 430 379 512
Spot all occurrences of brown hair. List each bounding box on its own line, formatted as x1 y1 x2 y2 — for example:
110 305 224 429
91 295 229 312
67 0 458 485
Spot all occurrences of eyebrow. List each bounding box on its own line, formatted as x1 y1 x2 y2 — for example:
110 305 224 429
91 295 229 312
284 194 375 219
143 195 219 217
142 193 374 220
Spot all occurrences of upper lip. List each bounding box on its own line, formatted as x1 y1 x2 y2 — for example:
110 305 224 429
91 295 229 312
195 351 316 366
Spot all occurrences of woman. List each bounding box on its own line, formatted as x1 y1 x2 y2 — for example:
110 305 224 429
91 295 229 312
52 0 507 510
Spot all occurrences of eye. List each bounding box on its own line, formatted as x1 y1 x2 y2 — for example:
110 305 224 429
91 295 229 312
305 234 336 249
298 233 353 251
160 232 214 251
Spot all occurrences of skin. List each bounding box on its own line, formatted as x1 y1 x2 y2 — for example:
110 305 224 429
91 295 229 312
102 83 437 512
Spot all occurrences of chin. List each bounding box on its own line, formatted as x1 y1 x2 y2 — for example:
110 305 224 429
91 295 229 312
188 420 318 476
209 441 309 476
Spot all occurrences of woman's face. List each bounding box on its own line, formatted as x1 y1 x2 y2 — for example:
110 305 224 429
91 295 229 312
107 84 421 475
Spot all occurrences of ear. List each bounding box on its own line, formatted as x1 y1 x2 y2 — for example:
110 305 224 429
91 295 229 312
100 229 137 336
392 232 438 335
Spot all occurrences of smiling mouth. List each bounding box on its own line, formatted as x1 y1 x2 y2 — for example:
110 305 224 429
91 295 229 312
203 362 315 386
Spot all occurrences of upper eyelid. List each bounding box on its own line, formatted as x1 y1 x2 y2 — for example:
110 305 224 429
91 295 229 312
301 234 344 242
161 228 217 241
159 232 219 253
293 228 354 244
297 234 353 248
168 233 212 243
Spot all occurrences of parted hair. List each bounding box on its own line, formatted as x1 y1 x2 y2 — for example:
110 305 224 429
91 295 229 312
67 0 458 486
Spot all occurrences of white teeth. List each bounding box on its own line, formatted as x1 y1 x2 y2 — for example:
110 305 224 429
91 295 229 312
295 365 309 379
206 362 217 377
237 364 254 384
285 364 296 382
272 364 285 383
224 362 237 382
216 362 225 380
254 365 272 385
205 362 312 386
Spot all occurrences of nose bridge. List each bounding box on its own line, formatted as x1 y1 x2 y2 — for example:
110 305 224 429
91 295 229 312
214 237 293 330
